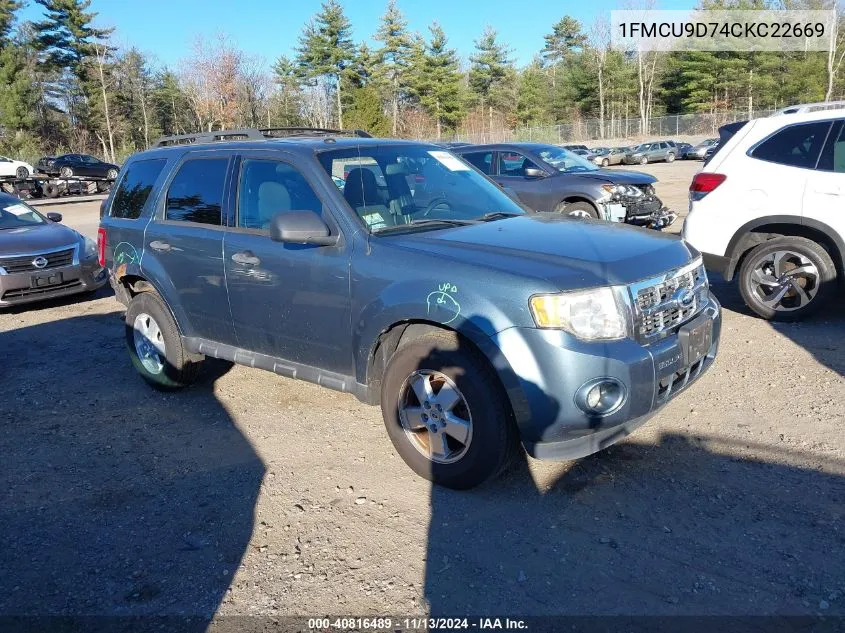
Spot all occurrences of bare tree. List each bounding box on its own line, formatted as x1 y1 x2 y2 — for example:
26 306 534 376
826 2 845 100
588 17 611 138
180 35 244 131
92 43 116 162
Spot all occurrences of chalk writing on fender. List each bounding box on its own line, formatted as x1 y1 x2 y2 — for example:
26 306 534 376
426 282 460 324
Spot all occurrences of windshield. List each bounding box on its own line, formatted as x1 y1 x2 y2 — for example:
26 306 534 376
535 145 599 173
0 199 45 230
317 144 526 233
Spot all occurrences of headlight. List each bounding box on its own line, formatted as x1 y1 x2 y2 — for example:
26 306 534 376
84 236 97 258
529 287 629 340
601 184 626 195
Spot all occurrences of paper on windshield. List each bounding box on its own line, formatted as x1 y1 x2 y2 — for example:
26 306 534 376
427 151 470 171
3 203 31 217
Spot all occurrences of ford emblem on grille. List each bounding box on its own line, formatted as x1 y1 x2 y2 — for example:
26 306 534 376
32 256 49 269
674 287 694 308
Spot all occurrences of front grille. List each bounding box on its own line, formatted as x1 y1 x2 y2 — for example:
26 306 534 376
656 356 706 404
1 279 82 300
631 261 708 339
0 247 75 274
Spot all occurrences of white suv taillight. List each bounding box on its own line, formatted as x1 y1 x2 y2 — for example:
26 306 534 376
689 173 726 201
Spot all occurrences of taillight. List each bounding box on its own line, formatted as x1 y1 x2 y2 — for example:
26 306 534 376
689 173 726 201
97 227 106 267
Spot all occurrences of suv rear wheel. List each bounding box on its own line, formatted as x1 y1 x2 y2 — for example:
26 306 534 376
125 291 203 389
380 332 517 489
738 236 837 321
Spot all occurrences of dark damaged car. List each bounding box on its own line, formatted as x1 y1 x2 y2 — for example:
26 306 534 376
453 142 677 229
99 130 719 489
0 192 107 307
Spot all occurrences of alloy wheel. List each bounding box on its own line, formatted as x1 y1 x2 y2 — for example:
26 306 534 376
133 312 166 375
397 370 473 464
749 250 820 312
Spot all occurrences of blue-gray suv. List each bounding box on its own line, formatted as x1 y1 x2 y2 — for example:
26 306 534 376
98 128 721 489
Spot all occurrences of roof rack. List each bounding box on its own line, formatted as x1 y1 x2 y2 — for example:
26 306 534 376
152 127 372 148
769 101 845 116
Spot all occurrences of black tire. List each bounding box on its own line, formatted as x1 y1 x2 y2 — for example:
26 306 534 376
43 183 59 198
125 291 203 389
738 236 837 322
59 166 73 178
15 166 29 179
601 158 610 167
380 331 519 490
555 200 600 219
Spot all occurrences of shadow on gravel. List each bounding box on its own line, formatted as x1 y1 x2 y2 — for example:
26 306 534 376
0 312 264 627
710 278 845 377
425 432 845 617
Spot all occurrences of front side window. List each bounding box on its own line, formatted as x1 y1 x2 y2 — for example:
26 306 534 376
0 198 45 229
751 121 832 169
165 158 228 226
110 159 167 219
237 159 322 230
317 145 525 233
497 152 540 177
816 121 845 173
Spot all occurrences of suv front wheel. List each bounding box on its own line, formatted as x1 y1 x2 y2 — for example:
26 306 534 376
380 331 517 489
125 291 203 389
738 236 837 321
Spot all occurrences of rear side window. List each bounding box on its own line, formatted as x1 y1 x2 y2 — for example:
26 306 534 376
109 159 167 219
816 121 845 173
751 121 832 169
462 151 494 175
165 158 228 225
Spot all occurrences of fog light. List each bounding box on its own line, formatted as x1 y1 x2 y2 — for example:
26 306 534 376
575 378 626 416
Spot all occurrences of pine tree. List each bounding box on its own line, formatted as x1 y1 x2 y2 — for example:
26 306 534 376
295 0 356 128
34 0 112 79
468 26 513 113
0 0 22 42
516 60 549 126
374 0 412 135
410 23 464 138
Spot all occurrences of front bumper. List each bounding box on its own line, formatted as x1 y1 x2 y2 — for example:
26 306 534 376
0 257 107 308
493 295 721 460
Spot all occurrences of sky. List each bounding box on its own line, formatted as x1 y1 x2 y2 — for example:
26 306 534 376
19 0 696 71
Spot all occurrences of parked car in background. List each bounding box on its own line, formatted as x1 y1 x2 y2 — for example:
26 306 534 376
453 142 676 228
562 144 589 152
570 148 598 162
36 154 120 179
676 142 694 159
703 143 719 163
684 105 845 321
0 156 34 180
99 128 719 489
0 192 107 307
688 138 719 160
624 142 677 164
591 147 626 167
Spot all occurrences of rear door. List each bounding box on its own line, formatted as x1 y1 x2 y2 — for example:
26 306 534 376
802 119 845 237
223 150 352 374
142 151 236 344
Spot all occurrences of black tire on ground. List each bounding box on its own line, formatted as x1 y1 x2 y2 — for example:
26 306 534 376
43 183 59 198
15 166 29 179
640 156 648 165
60 166 73 178
125 291 203 390
738 236 838 322
601 158 609 167
380 331 519 490
554 200 600 219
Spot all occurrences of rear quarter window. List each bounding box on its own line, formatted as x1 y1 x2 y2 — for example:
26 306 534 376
109 159 168 219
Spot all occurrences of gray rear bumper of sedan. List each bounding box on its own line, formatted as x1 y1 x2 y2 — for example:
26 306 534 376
0 258 107 307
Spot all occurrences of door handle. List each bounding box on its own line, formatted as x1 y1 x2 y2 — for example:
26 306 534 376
231 250 261 266
149 240 171 252
814 185 842 195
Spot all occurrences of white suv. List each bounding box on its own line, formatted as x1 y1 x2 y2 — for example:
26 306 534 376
683 104 845 321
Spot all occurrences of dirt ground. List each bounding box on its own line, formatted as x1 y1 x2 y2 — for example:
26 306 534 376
1 162 844 623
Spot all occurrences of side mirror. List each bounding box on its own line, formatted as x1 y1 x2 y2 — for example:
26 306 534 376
523 167 546 179
269 210 338 246
46 212 62 223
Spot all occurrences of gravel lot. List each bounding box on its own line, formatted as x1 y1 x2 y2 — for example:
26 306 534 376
2 161 844 622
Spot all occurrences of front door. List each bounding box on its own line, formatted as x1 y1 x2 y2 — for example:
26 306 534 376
223 151 352 375
142 152 236 344
492 151 551 211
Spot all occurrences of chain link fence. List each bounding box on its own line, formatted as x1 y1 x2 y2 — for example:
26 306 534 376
448 110 778 145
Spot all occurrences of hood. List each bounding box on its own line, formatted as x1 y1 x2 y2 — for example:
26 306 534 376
385 214 696 289
559 169 656 185
0 222 83 256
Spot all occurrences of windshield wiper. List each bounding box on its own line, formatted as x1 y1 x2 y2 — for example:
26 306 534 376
478 211 521 222
373 218 477 234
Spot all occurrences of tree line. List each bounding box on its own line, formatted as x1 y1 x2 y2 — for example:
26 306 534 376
0 0 843 163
